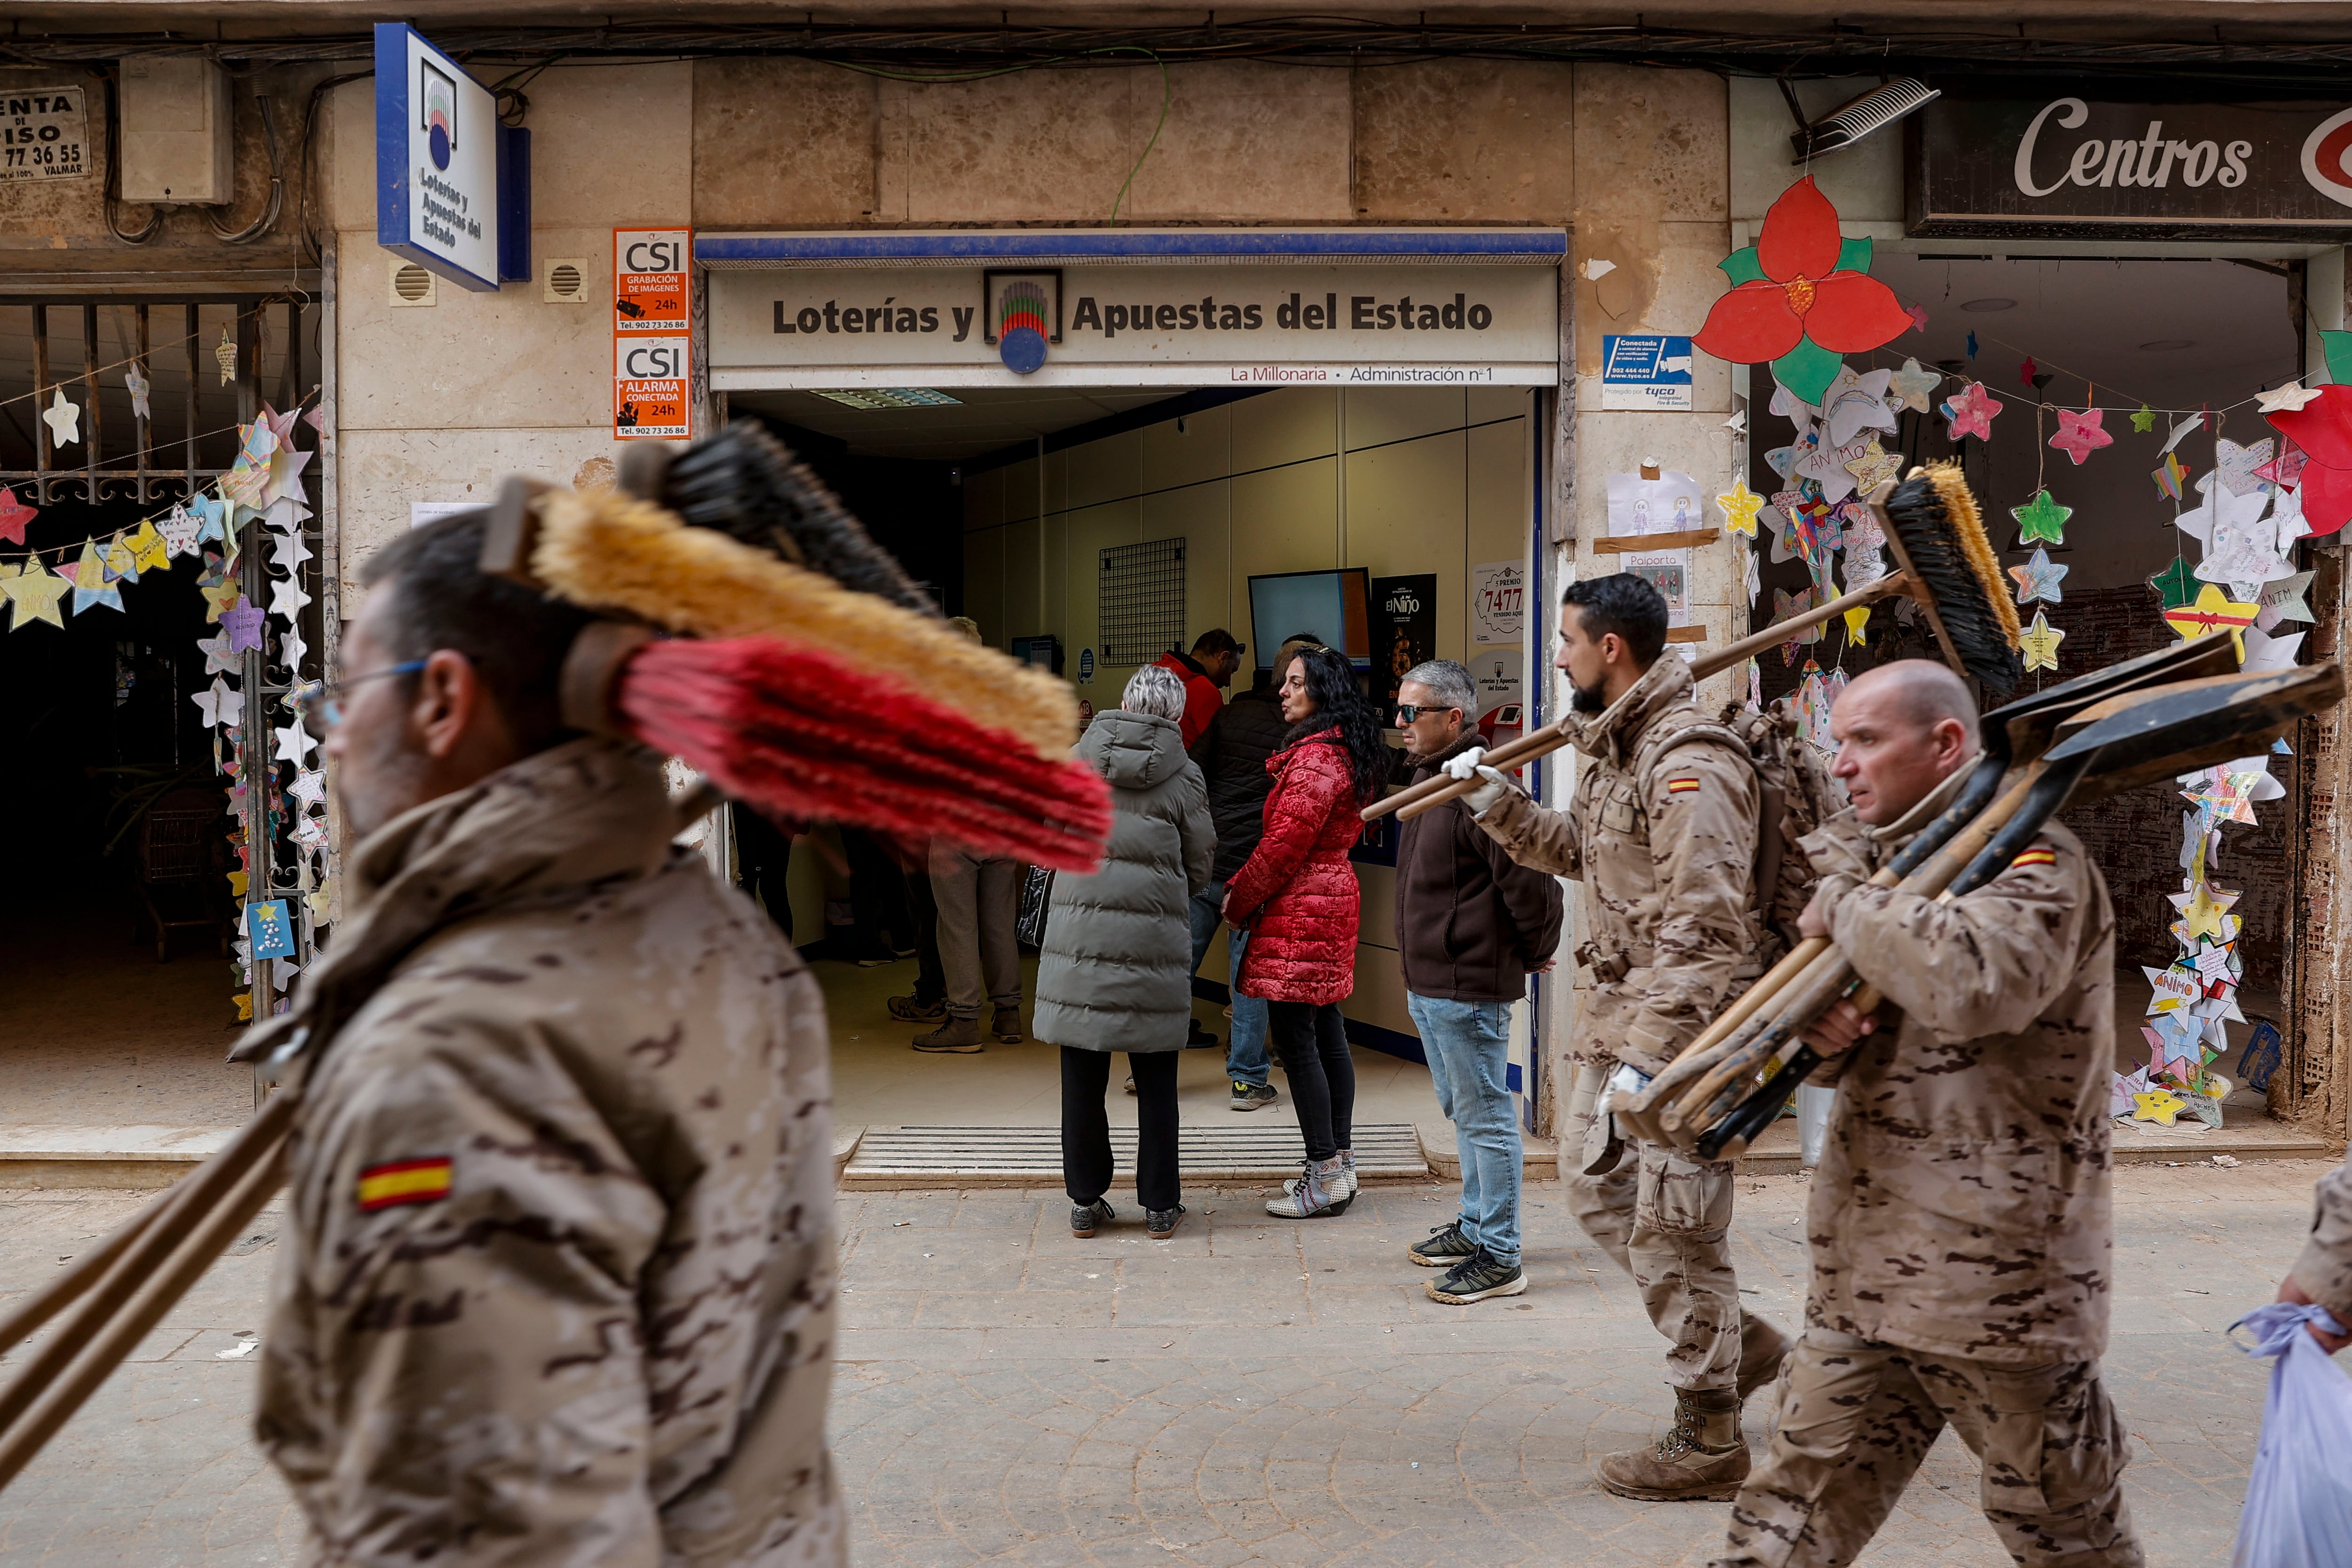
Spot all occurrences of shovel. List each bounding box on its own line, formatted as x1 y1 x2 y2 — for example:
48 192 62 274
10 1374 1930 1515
1611 632 2244 1149
1690 657 2343 1161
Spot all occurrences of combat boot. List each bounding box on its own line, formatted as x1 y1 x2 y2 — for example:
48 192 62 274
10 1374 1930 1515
1592 1386 1748 1501
1736 1313 1795 1405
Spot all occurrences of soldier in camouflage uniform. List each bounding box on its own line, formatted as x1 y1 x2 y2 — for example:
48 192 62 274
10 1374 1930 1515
1443 572 1791 1501
2278 1164 2352 1353
1712 660 2142 1568
234 514 843 1567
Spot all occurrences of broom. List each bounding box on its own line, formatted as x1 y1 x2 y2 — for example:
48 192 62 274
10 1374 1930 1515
1366 464 2023 824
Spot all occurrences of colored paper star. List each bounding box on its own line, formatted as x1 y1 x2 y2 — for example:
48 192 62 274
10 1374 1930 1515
126 519 170 574
2169 881 2241 943
158 504 202 559
192 676 244 729
2018 610 2065 672
1940 381 2002 442
2163 584 2261 657
2049 407 2113 466
1716 478 1765 537
200 575 241 624
2258 382 2323 413
101 533 139 586
65 539 121 614
1796 435 1864 505
2132 1088 2188 1125
2009 546 2069 604
2206 437 2276 498
2182 771 2259 827
2111 1066 2152 1117
223 595 267 653
2254 444 2309 491
1822 365 1898 448
1773 585 1824 663
268 575 312 622
2257 570 2315 629
190 495 229 544
1843 437 1903 494
1 560 70 630
214 328 237 386
125 362 152 422
2153 451 2192 502
289 768 326 808
218 421 278 513
40 388 79 447
1843 603 1873 644
1888 357 1943 414
274 721 318 766
195 628 239 675
2011 488 2073 545
1904 301 1930 333
2018 355 2040 388
2131 404 2158 433
0 487 34 546
1966 330 1979 359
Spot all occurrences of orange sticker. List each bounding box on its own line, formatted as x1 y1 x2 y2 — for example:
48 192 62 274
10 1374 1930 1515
614 336 691 442
613 228 691 334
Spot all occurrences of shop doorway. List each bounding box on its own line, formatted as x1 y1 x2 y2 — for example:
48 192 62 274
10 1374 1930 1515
718 382 1540 1157
1748 253 2307 1139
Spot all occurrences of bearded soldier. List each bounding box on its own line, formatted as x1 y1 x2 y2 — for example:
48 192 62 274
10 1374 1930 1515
1442 572 1791 1500
1712 659 2141 1567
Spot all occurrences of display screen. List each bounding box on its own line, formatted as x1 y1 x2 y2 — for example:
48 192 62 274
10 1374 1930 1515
1248 569 1373 670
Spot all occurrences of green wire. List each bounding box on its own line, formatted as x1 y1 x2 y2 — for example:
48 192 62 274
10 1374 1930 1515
1101 48 1169 227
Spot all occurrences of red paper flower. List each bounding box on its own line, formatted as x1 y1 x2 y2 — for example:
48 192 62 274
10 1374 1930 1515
1693 179 1914 364
2266 388 2352 538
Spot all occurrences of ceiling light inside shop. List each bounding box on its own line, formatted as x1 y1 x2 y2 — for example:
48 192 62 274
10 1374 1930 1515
1959 298 2017 313
810 389 964 411
2139 339 2197 351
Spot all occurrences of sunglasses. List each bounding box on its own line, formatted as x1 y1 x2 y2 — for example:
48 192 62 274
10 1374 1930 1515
1394 703 1459 723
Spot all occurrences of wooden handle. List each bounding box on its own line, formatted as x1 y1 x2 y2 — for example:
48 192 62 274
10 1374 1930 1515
1688 572 1913 679
1360 718 1568 822
1589 528 1720 554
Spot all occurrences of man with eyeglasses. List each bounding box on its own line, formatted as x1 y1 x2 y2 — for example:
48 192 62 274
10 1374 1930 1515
244 512 844 1567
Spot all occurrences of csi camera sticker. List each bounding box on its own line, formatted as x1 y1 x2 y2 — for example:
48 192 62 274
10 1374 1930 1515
983 269 1061 375
615 335 691 441
613 228 691 333
420 58 456 171
2304 107 2352 209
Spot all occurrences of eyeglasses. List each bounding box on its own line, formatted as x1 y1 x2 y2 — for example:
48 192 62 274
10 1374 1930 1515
1394 703 1458 723
289 661 427 736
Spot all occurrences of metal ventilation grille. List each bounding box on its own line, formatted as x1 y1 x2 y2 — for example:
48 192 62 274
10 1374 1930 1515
1097 537 1186 665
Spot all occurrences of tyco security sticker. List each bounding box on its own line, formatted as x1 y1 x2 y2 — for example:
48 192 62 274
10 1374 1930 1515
358 1157 453 1212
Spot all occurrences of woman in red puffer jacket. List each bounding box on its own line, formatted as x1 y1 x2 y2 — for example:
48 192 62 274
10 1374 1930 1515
1223 644 1391 1220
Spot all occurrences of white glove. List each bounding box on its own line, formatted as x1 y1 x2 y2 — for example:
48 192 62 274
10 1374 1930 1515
1440 747 1510 815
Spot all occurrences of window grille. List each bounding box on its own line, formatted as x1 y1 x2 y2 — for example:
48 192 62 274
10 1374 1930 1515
1097 537 1186 665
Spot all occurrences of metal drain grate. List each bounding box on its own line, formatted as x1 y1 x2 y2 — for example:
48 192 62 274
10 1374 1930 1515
842 1122 1428 1188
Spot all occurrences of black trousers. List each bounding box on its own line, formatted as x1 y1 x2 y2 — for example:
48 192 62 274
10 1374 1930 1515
1268 1000 1355 1162
906 864 945 1003
732 806 794 943
1061 1048 1180 1212
842 829 914 959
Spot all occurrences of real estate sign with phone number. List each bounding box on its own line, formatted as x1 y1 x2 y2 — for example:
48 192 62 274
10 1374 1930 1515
2 87 87 182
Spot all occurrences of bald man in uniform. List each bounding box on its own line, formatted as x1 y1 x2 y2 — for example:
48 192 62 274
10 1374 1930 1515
1714 660 2140 1567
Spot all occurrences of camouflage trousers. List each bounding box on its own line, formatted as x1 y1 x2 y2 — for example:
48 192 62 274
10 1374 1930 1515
1713 1329 2143 1568
1564 1062 1777 1395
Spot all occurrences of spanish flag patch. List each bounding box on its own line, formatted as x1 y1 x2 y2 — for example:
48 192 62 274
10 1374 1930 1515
358 1157 453 1212
2010 847 2059 870
1666 776 1701 794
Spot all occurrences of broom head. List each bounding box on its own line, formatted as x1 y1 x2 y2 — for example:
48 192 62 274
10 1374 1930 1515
1884 462 2024 697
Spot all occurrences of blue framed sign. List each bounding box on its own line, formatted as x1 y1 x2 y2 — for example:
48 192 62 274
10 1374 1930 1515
373 24 528 292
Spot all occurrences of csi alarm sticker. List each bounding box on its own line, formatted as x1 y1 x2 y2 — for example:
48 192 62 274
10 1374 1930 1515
2304 108 2352 209
614 228 691 333
615 336 691 441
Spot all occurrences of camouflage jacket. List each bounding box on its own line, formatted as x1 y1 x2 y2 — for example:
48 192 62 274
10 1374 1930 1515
1472 653 1762 1075
1798 765 2118 1365
2292 1158 2352 1328
242 739 842 1568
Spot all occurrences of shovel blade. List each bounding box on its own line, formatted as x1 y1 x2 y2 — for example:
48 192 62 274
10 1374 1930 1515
2045 663 2343 802
1986 631 2240 761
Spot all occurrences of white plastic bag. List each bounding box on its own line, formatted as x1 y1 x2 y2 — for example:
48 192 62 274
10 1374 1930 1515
2230 1301 2352 1568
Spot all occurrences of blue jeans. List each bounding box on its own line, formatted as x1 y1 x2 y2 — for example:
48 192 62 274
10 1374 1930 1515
1189 881 1269 1087
1406 993 1522 1267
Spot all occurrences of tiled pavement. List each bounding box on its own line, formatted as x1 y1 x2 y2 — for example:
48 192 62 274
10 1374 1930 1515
0 1161 2326 1565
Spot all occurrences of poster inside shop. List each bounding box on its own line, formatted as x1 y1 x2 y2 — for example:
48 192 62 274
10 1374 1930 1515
1373 572 1437 713
1470 559 1525 645
1604 467 1703 627
615 335 691 440
614 228 691 333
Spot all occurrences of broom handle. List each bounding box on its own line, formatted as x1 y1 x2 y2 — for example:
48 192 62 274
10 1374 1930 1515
0 1132 290 1493
0 1091 299 1440
1370 572 1917 825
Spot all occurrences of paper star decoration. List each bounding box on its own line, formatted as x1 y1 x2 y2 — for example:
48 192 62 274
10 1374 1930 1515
2049 407 2114 466
1 560 70 631
2009 546 2069 604
1843 603 1873 644
2259 382 2323 413
1940 381 2002 442
2206 437 2276 499
1723 408 1748 437
2153 451 2192 502
2019 356 2040 387
214 327 238 386
2164 412 2206 453
1716 478 1765 537
281 625 309 672
2254 444 2309 491
2182 769 2260 826
0 487 34 546
192 676 244 729
191 495 229 545
127 519 169 574
289 768 327 808
1843 437 1903 494
2011 489 2073 545
2238 624 2305 675
268 575 312 622
2018 610 2066 672
159 504 202 559
1822 365 1898 448
222 595 267 654
101 533 140 586
200 574 241 623
2132 1088 2188 1125
1773 586 1824 662
1795 435 1864 504
2257 570 2315 629
64 539 121 614
1888 358 1942 414
2131 404 2157 433
2174 479 2270 549
2163 584 2261 657
2170 881 2241 943
196 628 239 675
41 388 79 448
218 420 278 513
2111 1065 2152 1117
1904 301 1930 333
274 721 319 766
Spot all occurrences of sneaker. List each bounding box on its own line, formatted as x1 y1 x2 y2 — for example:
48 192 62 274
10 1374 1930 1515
1286 1148 1355 1203
1070 1198 1114 1238
854 953 898 968
913 1017 983 1053
1146 1204 1186 1240
1187 1021 1220 1049
1228 1080 1279 1113
1408 1219 1477 1269
1266 1155 1349 1219
1426 1247 1526 1304
990 1006 1025 1043
888 994 946 1023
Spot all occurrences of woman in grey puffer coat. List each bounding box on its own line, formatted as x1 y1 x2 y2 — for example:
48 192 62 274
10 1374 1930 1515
1037 664 1215 1242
